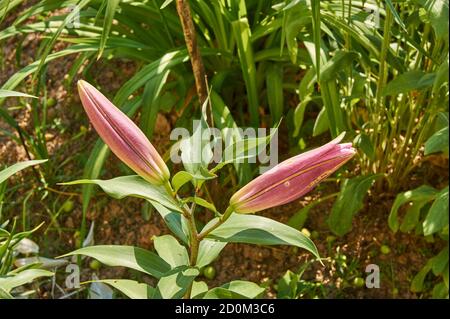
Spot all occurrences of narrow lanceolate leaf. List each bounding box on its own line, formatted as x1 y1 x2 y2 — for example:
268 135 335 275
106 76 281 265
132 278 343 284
204 214 321 261
0 89 36 99
328 174 383 236
178 100 215 186
385 0 407 31
417 0 449 39
388 185 438 233
149 201 190 245
231 18 259 127
353 133 376 161
93 279 155 299
60 245 171 278
311 0 321 81
171 171 195 193
410 260 432 292
266 63 284 124
98 0 121 60
210 90 253 184
89 274 113 299
431 247 449 276
196 240 227 269
160 0 175 9
184 197 218 214
61 175 181 212
312 106 329 137
382 70 435 96
0 269 53 293
191 281 208 299
213 122 279 174
425 126 449 156
32 0 92 82
423 186 449 236
14 257 68 270
287 193 338 230
154 267 199 299
153 235 189 268
0 287 13 299
203 281 265 299
0 160 48 184
140 69 170 138
319 51 360 82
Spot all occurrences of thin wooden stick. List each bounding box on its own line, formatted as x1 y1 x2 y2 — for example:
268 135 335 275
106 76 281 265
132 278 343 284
175 0 208 106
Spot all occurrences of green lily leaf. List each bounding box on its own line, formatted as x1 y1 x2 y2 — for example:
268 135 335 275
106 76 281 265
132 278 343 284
92 279 155 299
154 266 199 299
0 269 53 293
153 235 189 268
204 214 320 261
61 175 182 212
61 245 171 278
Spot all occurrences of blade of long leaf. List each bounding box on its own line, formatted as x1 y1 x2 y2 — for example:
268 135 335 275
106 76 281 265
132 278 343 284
98 0 121 59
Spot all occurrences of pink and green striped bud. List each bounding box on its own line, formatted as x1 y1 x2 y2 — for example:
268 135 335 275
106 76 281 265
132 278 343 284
229 133 355 214
77 80 170 185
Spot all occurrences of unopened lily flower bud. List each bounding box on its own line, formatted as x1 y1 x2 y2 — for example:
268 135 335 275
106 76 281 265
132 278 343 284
229 133 355 213
77 80 170 185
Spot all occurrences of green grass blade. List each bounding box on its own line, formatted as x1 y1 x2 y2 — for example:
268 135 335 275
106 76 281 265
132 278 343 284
98 0 121 59
231 18 259 127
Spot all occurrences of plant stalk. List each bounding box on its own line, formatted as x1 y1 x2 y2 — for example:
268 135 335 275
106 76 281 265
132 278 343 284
182 202 199 299
198 206 234 240
175 0 208 106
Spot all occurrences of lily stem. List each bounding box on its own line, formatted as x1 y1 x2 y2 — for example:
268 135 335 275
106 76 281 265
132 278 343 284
198 206 234 240
183 197 200 299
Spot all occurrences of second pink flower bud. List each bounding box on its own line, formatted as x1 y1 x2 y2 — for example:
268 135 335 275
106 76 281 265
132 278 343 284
229 133 356 214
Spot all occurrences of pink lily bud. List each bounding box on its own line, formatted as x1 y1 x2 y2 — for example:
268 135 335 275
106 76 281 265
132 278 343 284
229 133 355 213
77 80 170 185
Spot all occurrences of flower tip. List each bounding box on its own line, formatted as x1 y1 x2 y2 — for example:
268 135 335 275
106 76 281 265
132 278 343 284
345 147 357 158
77 79 89 94
77 79 86 87
333 131 347 144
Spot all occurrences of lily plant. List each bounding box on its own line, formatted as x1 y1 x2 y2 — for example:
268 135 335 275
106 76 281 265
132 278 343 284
0 160 53 298
61 80 355 299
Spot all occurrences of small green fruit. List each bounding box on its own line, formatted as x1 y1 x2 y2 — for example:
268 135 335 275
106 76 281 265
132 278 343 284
353 277 365 288
89 259 102 270
380 245 391 255
46 98 56 107
203 266 216 280
62 200 75 212
311 230 320 239
326 235 336 243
